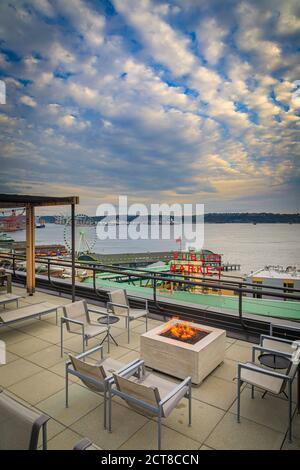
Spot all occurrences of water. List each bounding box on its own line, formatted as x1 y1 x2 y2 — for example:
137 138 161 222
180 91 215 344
10 223 300 276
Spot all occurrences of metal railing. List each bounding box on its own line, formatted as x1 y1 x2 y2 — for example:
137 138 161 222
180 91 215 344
1 252 300 340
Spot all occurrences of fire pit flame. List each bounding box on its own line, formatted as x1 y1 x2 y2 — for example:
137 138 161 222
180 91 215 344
160 318 210 345
169 320 198 341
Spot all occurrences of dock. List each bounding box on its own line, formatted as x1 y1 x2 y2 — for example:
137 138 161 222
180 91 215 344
221 263 241 272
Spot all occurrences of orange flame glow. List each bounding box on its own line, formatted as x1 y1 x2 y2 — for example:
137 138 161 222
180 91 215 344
166 318 198 341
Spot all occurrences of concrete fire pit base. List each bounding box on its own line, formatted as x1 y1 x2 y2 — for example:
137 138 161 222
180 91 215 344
140 320 226 384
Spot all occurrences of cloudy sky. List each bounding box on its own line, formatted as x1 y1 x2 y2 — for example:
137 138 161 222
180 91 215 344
0 0 299 214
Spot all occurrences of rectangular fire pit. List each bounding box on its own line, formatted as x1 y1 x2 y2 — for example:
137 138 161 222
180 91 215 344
140 319 226 384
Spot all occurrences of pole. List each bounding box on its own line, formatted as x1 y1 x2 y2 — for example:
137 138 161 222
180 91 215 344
71 203 76 302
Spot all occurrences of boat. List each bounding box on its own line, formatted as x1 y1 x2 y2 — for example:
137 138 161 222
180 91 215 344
0 233 15 245
36 218 46 228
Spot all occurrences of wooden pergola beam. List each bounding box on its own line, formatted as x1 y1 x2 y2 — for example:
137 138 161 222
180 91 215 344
0 195 79 208
0 194 79 299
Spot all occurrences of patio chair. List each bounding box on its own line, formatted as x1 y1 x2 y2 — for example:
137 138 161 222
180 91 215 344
237 345 298 442
66 345 142 429
259 322 300 356
73 438 102 450
107 289 148 343
0 389 49 450
60 300 115 356
109 360 192 450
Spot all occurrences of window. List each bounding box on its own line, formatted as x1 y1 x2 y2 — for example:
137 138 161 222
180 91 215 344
283 281 294 301
252 278 263 299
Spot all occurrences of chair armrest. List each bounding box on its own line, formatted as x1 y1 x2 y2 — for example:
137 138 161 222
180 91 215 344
117 359 145 378
252 345 293 359
260 335 294 346
128 296 148 310
238 362 290 380
75 345 104 360
88 307 108 316
116 358 144 377
61 316 84 326
107 302 130 314
159 377 191 406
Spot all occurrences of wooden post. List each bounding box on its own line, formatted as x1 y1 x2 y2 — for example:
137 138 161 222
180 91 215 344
26 204 35 295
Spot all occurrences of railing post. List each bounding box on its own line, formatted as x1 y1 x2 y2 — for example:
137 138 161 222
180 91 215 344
47 258 51 283
239 283 242 317
92 264 97 293
12 252 16 276
71 203 76 302
238 282 247 330
153 273 157 303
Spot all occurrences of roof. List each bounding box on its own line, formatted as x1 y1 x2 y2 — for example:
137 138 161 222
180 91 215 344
248 267 300 280
0 194 79 208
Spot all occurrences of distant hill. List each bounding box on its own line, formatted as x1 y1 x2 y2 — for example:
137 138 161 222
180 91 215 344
203 213 300 223
42 213 300 224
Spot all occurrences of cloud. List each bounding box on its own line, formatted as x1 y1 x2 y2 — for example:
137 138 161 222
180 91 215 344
19 95 37 107
114 0 196 76
196 17 228 65
0 0 299 212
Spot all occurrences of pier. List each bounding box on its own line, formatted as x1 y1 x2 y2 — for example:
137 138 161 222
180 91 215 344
78 251 241 271
221 263 241 272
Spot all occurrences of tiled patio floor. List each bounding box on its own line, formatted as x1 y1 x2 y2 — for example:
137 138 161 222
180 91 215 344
1 286 299 450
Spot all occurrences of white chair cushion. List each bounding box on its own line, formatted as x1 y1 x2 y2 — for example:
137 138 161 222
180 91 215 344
134 373 188 417
84 323 108 339
129 309 147 320
240 363 284 394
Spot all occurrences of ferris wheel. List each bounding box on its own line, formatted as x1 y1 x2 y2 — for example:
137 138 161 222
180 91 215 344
63 214 97 256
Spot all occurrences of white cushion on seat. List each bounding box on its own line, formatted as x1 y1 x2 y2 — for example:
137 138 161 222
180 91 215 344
84 323 108 339
240 362 284 394
134 372 188 417
129 308 147 320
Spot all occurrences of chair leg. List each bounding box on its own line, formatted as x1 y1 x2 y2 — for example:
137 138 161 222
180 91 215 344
108 385 112 433
251 385 255 399
146 314 148 332
60 320 64 357
237 377 241 423
188 381 192 426
82 335 86 353
42 422 47 450
127 318 130 343
157 414 162 450
104 388 107 429
288 381 292 442
107 329 110 353
65 364 69 408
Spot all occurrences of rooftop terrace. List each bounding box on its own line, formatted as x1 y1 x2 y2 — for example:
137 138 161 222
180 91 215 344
1 285 299 450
